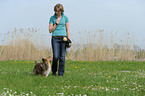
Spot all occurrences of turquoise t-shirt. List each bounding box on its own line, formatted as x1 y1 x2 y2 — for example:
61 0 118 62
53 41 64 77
49 13 69 36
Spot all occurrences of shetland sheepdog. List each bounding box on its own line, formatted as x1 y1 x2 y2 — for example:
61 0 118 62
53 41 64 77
33 57 51 77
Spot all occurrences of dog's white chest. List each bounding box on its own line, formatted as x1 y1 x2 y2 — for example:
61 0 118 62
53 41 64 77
44 63 51 77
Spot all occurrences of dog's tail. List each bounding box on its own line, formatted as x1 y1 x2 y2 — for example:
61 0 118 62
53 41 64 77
35 61 37 64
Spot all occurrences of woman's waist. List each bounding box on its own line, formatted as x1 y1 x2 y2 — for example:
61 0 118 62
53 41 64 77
52 36 64 37
52 33 67 37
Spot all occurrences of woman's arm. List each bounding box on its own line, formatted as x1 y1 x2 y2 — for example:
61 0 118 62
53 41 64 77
66 22 70 39
49 23 57 33
49 18 60 33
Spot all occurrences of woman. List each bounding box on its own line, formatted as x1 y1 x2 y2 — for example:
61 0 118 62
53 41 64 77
49 4 70 76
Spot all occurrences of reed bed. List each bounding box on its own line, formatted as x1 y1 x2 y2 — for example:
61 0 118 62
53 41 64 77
0 28 145 61
0 28 51 60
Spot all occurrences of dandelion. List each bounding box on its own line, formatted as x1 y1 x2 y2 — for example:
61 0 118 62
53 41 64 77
109 76 111 78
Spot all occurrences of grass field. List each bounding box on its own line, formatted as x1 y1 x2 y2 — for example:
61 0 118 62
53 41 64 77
0 60 144 96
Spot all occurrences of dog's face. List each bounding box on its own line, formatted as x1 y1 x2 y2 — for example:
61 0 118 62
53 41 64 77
42 57 51 65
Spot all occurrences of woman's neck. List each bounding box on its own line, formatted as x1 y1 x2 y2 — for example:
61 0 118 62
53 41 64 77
56 15 62 18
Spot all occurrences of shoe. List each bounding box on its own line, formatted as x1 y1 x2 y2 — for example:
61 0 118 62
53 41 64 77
58 74 63 76
52 73 56 76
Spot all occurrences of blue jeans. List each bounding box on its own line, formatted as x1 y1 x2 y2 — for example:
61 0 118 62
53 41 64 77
51 37 66 75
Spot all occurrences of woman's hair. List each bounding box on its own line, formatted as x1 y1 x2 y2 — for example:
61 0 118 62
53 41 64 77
54 4 64 12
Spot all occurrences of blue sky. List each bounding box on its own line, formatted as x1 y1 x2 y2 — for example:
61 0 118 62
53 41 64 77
0 0 145 49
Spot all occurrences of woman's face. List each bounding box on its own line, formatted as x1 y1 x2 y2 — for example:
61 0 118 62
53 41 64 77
55 8 61 17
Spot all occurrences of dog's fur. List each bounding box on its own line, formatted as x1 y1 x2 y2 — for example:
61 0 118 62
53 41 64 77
33 57 51 77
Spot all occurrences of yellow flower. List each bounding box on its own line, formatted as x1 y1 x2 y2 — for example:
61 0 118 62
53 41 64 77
109 76 111 78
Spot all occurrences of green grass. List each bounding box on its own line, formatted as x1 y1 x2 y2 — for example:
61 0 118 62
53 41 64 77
0 60 144 96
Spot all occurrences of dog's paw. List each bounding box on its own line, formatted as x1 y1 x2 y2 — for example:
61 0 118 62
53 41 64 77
45 74 48 77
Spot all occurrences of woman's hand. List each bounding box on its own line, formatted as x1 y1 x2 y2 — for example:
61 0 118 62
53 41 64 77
56 17 61 24
49 23 56 33
49 17 62 33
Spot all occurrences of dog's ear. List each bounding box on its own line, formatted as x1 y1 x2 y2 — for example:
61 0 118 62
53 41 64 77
42 58 46 62
47 57 51 61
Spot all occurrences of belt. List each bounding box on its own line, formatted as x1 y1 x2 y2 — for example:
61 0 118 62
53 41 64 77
53 36 64 37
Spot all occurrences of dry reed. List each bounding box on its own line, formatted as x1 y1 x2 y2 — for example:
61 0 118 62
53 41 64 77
0 28 145 61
